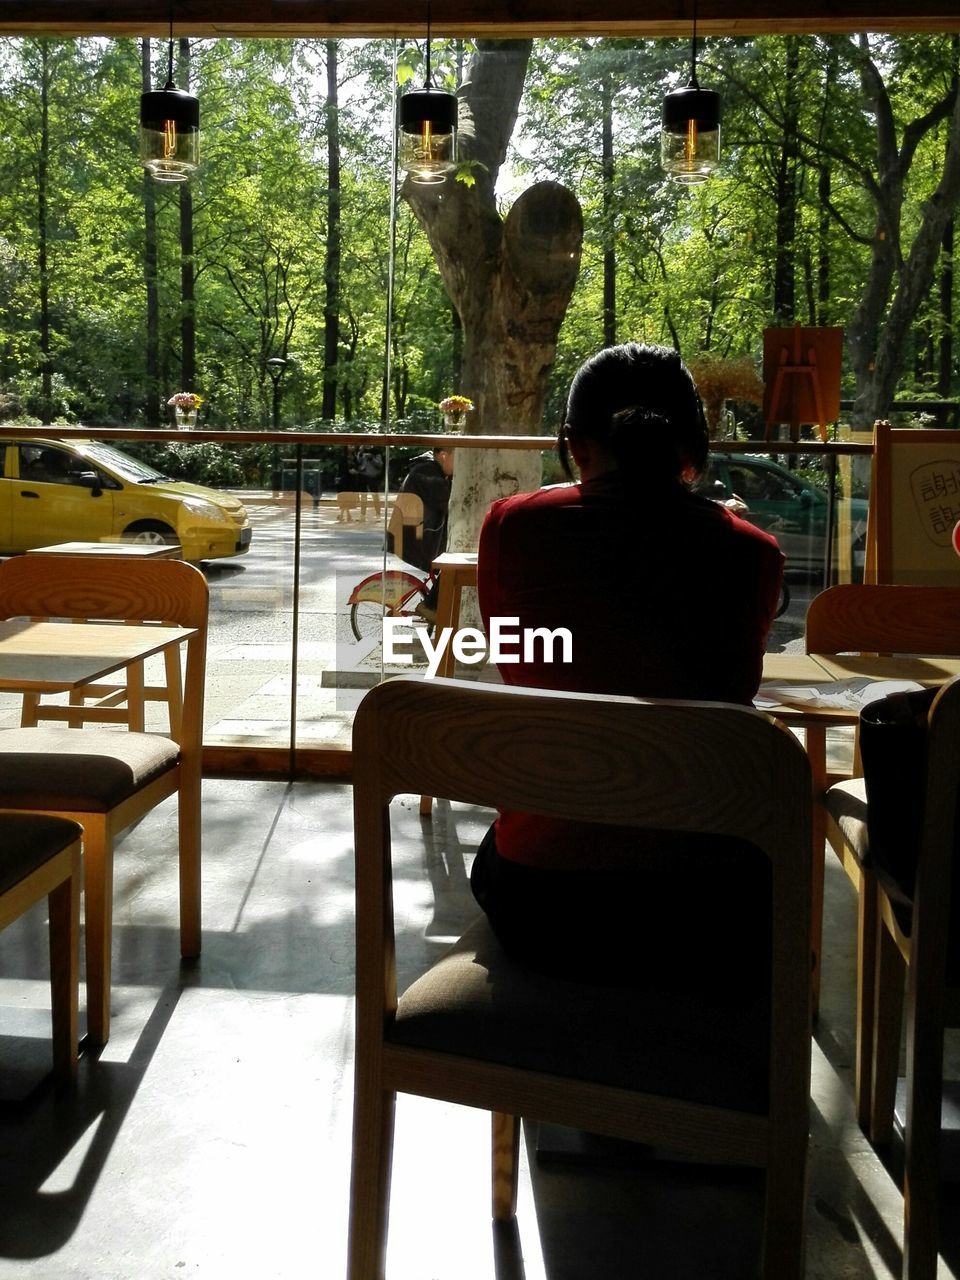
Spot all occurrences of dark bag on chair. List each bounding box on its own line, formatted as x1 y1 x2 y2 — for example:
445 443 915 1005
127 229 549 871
858 687 937 905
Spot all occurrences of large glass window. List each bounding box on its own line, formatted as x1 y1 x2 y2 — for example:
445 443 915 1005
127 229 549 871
0 30 956 762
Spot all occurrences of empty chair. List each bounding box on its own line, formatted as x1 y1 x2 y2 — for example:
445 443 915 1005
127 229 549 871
807 583 960 1123
0 814 82 1085
348 676 813 1280
824 675 960 1280
387 492 424 557
0 555 208 1046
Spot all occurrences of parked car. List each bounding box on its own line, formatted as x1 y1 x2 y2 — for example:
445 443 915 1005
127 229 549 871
0 437 251 563
697 452 868 576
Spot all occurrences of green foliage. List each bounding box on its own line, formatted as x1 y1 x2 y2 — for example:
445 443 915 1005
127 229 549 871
0 30 956 441
121 438 254 487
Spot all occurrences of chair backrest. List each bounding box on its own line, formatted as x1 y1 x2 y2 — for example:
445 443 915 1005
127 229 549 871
0 556 209 749
388 492 424 547
805 583 960 657
352 675 813 1110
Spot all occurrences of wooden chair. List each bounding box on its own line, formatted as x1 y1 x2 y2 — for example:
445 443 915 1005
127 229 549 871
0 556 208 1047
824 675 960 1280
349 676 813 1280
808 584 960 1125
19 543 184 733
387 492 424 556
0 814 82 1085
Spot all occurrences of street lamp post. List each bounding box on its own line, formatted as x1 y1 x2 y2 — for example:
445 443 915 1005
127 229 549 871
266 357 287 494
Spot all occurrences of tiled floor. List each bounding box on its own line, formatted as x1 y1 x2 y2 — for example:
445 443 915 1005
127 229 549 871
1 778 958 1278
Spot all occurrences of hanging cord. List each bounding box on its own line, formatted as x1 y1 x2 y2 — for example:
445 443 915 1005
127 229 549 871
689 0 700 88
165 0 175 88
425 0 433 87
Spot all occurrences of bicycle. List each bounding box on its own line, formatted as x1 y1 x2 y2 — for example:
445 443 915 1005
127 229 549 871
348 558 788 639
347 566 436 642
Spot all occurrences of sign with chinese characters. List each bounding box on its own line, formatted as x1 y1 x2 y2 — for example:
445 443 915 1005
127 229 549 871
870 422 960 584
909 459 960 546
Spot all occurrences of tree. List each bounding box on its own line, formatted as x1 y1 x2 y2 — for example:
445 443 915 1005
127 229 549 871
141 38 161 425
842 35 960 425
728 33 960 423
178 37 197 396
403 39 583 548
321 39 342 421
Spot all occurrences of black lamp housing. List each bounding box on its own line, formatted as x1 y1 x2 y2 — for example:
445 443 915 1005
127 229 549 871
660 5 721 186
139 24 200 185
398 86 458 185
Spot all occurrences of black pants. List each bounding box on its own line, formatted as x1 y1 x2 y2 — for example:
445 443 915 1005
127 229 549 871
469 823 771 991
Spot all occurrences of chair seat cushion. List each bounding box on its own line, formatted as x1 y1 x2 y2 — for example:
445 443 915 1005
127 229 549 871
0 728 178 813
390 917 771 1114
0 813 82 894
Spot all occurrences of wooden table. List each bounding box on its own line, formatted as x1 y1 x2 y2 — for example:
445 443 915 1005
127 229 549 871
27 540 181 559
0 619 196 735
431 551 479 679
417 553 479 813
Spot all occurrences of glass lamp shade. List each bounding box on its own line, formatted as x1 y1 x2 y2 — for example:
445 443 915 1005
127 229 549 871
140 87 200 183
661 85 721 185
398 88 458 185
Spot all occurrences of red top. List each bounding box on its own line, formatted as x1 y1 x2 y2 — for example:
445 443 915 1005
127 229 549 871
477 474 784 868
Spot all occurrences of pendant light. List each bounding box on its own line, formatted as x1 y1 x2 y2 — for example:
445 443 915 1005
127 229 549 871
660 0 720 186
140 6 200 184
397 3 458 185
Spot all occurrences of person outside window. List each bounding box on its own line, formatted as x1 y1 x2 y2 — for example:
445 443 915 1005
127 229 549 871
470 342 784 985
397 447 455 623
356 447 384 518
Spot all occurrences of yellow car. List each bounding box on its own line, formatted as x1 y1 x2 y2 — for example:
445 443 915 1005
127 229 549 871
0 437 251 562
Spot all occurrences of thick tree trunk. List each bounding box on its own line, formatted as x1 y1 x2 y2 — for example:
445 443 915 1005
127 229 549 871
773 37 800 323
404 40 583 551
321 38 341 422
602 69 616 348
142 39 160 426
817 163 831 325
939 216 954 399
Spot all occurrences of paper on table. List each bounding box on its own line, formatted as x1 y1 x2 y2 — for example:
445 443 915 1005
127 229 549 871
755 678 925 711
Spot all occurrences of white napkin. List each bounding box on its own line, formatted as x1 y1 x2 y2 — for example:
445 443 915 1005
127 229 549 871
755 678 925 711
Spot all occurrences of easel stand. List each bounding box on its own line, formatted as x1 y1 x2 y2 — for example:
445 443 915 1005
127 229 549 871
765 324 830 444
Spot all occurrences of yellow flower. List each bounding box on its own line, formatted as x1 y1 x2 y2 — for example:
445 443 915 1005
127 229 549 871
439 395 474 414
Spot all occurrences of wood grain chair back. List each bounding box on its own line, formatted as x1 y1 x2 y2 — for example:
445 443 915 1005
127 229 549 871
0 554 208 738
806 583 960 657
349 676 813 1280
0 557 208 1046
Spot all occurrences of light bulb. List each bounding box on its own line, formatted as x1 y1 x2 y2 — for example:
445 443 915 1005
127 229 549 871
140 86 200 183
660 85 720 185
398 87 457 185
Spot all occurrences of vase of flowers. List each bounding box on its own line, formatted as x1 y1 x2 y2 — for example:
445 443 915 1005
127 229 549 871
439 394 474 429
683 357 764 438
168 391 204 429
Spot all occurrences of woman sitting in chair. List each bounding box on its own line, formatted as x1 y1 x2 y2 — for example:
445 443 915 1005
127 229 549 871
471 342 784 985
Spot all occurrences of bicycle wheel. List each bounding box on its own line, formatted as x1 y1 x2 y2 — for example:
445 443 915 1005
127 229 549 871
776 578 791 619
350 587 428 643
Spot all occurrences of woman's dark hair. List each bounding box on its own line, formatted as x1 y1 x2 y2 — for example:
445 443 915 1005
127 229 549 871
557 342 709 484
